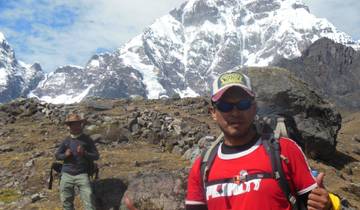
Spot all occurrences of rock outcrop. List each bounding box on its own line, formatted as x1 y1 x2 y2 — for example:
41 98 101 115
276 38 360 109
245 67 341 160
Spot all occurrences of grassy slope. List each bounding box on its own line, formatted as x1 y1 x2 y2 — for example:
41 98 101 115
0 99 359 209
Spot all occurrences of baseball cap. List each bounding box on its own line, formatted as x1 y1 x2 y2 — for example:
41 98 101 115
211 71 255 102
65 113 85 124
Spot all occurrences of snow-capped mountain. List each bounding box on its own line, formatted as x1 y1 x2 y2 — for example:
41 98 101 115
30 54 147 104
31 0 359 104
0 32 44 103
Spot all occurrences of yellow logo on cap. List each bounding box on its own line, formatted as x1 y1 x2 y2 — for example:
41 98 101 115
219 73 243 86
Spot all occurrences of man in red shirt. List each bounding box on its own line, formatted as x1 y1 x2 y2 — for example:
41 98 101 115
185 71 332 210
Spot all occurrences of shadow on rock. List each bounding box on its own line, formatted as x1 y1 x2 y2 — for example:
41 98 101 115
324 151 358 170
93 178 127 210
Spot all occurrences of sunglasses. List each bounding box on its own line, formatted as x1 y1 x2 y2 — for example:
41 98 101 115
213 99 254 112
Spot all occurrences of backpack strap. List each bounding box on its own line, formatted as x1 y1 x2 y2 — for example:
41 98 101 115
48 162 63 190
200 133 224 195
88 162 99 180
274 117 288 139
262 136 298 210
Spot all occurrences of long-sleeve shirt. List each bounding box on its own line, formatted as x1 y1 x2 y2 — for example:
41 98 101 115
55 134 99 175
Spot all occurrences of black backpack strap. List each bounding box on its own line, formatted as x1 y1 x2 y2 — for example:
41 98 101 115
263 137 298 210
88 162 99 180
200 133 224 197
94 162 99 180
48 162 63 190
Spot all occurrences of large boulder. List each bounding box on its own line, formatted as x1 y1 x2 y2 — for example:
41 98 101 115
120 171 187 210
244 67 341 160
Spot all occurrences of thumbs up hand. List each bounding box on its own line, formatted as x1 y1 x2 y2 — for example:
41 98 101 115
307 172 332 210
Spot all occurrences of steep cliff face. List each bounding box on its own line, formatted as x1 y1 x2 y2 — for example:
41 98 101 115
0 32 44 103
277 38 360 109
30 0 359 104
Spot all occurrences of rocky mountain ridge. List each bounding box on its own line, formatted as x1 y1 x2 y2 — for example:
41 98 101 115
276 38 360 109
0 32 44 104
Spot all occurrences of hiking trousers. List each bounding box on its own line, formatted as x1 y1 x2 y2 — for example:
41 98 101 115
60 172 96 210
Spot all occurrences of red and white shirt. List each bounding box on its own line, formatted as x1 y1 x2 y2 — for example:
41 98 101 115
186 137 317 210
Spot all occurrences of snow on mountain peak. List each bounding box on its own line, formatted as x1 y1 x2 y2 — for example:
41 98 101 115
0 32 44 103
0 32 5 43
28 0 360 104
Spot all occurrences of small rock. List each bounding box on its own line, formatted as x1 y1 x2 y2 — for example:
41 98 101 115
165 116 173 122
0 145 13 152
85 100 114 110
353 147 360 156
198 136 215 148
25 159 35 167
343 183 360 197
31 151 45 159
103 116 113 122
90 134 103 143
177 140 185 147
352 135 360 143
137 118 146 126
340 198 352 209
172 145 183 155
31 193 45 203
182 146 201 163
344 166 353 175
85 124 98 132
184 137 196 146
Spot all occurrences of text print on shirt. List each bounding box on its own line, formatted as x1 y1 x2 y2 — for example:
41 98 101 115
206 178 261 200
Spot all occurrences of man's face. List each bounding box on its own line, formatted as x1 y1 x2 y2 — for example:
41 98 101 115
67 121 83 135
210 87 256 139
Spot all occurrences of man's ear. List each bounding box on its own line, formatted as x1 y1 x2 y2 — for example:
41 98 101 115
251 101 257 115
209 106 217 121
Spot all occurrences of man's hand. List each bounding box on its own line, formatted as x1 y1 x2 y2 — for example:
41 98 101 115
307 172 332 210
77 145 85 156
65 148 72 157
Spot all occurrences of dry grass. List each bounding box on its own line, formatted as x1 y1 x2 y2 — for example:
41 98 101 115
0 99 359 209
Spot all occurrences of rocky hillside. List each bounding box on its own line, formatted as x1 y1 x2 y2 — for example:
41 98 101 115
0 67 359 210
276 37 360 109
30 0 359 104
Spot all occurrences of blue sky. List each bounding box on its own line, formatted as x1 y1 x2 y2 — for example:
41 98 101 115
0 0 359 72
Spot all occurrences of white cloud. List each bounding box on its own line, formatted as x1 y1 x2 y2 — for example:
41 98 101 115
1 0 359 73
0 0 185 72
303 0 360 41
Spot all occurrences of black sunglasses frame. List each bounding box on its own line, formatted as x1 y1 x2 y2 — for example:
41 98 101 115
212 99 254 113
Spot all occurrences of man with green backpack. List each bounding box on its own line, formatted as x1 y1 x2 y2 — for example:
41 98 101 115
55 113 99 210
185 71 340 210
